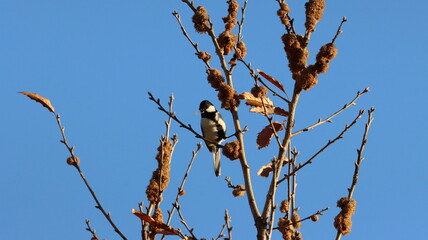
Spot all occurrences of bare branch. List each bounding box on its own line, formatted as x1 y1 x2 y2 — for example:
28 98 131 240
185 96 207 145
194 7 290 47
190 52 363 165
278 109 366 186
293 88 369 136
175 203 197 239
332 17 348 44
238 57 290 103
348 107 375 199
163 143 202 240
85 219 100 240
172 11 212 69
55 114 127 240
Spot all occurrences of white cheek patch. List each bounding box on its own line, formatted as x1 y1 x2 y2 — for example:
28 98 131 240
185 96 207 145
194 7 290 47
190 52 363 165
205 105 216 112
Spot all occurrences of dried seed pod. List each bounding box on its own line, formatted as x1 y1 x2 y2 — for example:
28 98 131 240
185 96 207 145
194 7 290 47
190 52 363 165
218 30 237 55
222 140 241 160
292 211 302 229
280 200 290 213
207 68 225 89
198 51 212 64
251 85 268 98
311 215 319 222
281 34 309 76
305 0 326 33
66 156 80 166
223 0 239 31
277 2 291 26
334 197 357 235
145 140 172 205
217 83 240 110
232 184 245 197
192 6 210 33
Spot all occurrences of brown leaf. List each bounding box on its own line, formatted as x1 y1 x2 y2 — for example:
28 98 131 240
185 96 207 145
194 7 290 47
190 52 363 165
249 106 289 117
131 209 180 236
239 92 273 107
257 69 286 93
19 91 55 113
240 92 289 116
256 122 284 149
257 158 290 177
132 209 155 223
257 163 273 177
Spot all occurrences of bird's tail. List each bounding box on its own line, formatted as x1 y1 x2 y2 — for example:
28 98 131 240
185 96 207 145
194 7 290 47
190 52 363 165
213 148 221 177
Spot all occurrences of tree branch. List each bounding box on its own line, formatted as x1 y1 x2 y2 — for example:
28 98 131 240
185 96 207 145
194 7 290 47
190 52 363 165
293 87 369 136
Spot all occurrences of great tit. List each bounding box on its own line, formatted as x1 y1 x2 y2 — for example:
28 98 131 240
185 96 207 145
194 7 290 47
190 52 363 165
199 100 226 177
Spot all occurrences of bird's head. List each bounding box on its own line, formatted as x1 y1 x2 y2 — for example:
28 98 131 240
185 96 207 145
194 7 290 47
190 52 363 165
199 100 216 113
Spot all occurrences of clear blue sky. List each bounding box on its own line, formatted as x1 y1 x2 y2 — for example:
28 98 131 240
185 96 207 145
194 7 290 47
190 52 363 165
1 1 427 239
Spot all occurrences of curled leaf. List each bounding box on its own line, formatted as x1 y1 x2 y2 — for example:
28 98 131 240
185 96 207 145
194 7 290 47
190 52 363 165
257 69 286 93
257 162 273 177
239 92 289 117
131 209 180 236
256 121 284 149
19 91 55 113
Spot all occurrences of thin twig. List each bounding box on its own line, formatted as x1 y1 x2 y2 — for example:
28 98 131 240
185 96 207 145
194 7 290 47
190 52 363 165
332 17 348 44
172 11 212 69
55 114 127 240
277 109 366 186
225 209 233 240
85 219 100 240
273 207 329 229
336 108 374 240
293 87 369 136
238 57 290 103
347 107 375 198
175 203 197 240
162 143 203 240
148 92 221 147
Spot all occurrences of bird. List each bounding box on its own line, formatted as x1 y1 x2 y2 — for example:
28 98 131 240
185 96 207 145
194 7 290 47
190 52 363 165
199 100 226 177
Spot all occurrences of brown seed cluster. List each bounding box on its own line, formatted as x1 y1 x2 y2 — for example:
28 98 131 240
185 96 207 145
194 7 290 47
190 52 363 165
278 217 302 240
218 31 237 55
192 6 210 33
232 184 245 197
223 0 239 31
206 69 240 110
66 156 80 166
292 211 302 229
281 33 309 76
305 0 326 33
217 0 239 56
277 2 291 26
310 214 319 222
222 140 241 160
251 85 268 98
149 207 164 239
279 200 290 213
197 51 211 64
334 197 357 236
315 43 338 74
282 32 338 91
230 41 247 64
145 140 172 205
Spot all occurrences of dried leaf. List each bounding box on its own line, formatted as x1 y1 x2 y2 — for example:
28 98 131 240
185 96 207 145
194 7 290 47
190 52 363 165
256 121 284 149
240 92 288 116
132 209 155 223
239 92 274 107
249 106 289 117
257 162 273 177
19 91 55 113
257 69 286 93
131 209 180 236
257 158 289 177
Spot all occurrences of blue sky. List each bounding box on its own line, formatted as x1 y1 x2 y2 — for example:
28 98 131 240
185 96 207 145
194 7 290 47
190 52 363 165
1 0 427 239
